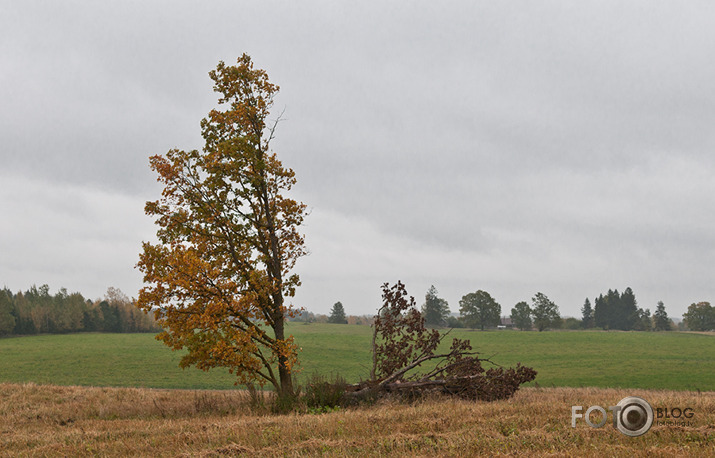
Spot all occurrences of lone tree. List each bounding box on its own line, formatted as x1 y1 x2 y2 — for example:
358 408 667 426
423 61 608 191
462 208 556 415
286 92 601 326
422 285 450 327
328 301 348 324
581 298 594 329
136 54 307 397
531 292 561 332
459 290 501 330
683 302 715 331
653 301 671 331
510 301 532 331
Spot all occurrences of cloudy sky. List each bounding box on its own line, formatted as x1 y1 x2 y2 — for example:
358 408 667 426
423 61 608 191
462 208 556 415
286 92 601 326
2 1 714 318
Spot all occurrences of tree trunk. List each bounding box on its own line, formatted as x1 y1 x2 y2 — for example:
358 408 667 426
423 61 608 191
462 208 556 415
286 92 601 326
273 318 293 397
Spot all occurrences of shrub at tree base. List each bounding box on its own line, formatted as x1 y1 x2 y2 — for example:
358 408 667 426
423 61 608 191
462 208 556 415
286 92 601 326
344 281 536 404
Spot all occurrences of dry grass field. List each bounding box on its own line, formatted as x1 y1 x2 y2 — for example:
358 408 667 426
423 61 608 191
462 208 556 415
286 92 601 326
1 383 713 456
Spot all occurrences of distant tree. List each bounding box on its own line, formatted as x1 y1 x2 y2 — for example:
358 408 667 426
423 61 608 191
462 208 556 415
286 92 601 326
594 288 639 330
531 292 561 332
82 302 103 332
620 287 639 330
328 301 348 324
99 301 121 332
459 290 500 330
683 302 715 332
581 298 594 329
11 292 35 334
633 308 652 332
653 301 671 331
445 315 464 328
289 309 316 323
422 285 450 327
0 289 16 336
510 301 532 331
594 292 609 329
562 317 582 330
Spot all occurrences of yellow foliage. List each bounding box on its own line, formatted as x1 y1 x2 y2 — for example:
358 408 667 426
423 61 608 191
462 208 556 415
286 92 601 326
137 54 307 396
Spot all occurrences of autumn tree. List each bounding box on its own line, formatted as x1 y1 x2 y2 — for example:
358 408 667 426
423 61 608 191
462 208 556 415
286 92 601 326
136 54 307 397
459 290 501 331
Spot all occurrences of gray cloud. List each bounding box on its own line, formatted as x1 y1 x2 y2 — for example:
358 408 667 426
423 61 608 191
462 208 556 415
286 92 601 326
2 1 714 317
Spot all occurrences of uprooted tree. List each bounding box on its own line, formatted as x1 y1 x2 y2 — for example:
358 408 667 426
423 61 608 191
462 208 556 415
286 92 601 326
136 54 307 398
347 281 536 402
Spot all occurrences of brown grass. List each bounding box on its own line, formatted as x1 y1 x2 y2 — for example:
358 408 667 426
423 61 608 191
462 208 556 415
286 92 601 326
1 383 713 457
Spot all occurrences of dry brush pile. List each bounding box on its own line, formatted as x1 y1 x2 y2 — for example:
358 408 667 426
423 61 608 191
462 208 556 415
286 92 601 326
343 281 536 405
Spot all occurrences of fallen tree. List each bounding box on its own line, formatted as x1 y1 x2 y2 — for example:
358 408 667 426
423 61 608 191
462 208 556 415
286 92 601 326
345 281 536 403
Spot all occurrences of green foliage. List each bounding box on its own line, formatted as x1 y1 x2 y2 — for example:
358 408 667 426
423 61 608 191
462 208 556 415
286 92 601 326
683 302 715 331
531 292 560 332
306 405 341 414
328 302 347 324
633 308 652 332
654 301 671 331
422 285 450 327
459 290 501 330
510 301 532 331
580 298 594 329
446 316 464 328
562 317 582 330
0 289 16 336
303 373 347 409
0 285 159 336
593 287 638 330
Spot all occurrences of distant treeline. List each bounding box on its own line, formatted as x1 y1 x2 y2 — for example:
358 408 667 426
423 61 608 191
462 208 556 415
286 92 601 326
0 285 160 337
289 286 715 333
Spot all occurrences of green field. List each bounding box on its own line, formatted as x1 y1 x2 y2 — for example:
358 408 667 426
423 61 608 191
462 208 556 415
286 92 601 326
1 324 713 391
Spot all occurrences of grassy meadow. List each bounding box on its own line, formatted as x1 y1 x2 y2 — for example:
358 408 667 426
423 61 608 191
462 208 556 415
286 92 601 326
1 383 713 456
2 325 714 456
1 324 713 391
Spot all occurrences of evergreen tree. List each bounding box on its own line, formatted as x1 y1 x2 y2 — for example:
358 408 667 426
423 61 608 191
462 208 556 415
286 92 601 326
581 298 594 329
653 301 671 331
594 292 610 329
593 288 639 330
531 292 561 332
0 289 16 336
328 301 347 324
633 308 652 331
422 285 450 327
99 301 121 332
510 301 532 331
620 287 638 330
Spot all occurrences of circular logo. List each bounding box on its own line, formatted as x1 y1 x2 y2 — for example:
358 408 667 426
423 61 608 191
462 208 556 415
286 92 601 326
615 396 653 437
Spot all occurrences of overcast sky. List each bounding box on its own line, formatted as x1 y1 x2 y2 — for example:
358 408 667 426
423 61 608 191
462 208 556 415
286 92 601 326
2 1 715 319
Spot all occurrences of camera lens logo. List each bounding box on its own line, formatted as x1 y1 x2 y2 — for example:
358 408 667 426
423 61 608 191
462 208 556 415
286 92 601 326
614 396 653 437
571 396 654 437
